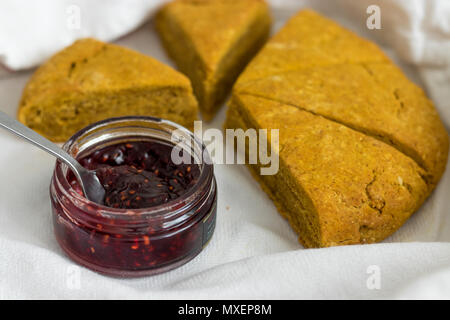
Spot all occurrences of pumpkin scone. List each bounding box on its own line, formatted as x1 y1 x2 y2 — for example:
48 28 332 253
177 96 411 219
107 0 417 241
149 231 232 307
237 63 448 187
18 38 199 142
226 10 449 247
155 0 271 120
226 94 430 247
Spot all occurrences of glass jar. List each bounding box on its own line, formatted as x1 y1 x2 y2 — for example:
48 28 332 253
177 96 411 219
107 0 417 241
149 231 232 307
50 116 217 277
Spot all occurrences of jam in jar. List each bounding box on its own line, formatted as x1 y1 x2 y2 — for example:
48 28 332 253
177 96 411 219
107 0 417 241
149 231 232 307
50 117 217 277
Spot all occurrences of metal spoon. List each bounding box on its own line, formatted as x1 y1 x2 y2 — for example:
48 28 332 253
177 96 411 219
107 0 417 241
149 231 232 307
0 111 105 204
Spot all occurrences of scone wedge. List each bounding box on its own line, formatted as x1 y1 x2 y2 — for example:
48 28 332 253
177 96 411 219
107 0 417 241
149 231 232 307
227 94 430 247
18 38 199 142
155 0 271 120
226 10 449 247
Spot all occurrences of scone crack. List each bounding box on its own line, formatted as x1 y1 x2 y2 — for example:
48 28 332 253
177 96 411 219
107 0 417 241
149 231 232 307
364 171 386 215
361 64 407 117
235 61 389 89
237 91 432 187
68 62 77 78
393 89 406 112
67 44 107 79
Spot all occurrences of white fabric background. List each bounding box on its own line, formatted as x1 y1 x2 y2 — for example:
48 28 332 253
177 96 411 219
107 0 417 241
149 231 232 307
0 0 450 299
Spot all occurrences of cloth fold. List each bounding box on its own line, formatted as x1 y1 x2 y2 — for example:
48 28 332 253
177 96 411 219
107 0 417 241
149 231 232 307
0 0 168 70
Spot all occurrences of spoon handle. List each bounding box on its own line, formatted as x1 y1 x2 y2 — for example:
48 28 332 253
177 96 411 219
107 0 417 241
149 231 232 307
0 111 85 175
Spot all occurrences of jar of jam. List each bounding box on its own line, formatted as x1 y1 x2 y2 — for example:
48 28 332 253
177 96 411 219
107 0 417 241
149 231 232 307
50 116 217 277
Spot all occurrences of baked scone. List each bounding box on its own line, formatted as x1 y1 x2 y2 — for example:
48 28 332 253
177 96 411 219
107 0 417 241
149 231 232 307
155 0 271 120
226 10 449 247
228 94 429 247
18 38 199 142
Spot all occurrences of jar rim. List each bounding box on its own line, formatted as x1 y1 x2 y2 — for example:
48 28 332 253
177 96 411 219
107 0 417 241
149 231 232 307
54 116 214 222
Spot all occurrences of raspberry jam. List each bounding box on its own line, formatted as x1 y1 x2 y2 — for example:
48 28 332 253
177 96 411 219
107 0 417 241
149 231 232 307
50 117 217 277
69 141 201 209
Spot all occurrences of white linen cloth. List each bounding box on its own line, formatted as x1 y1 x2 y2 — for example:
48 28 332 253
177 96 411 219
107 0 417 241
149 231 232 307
0 0 450 299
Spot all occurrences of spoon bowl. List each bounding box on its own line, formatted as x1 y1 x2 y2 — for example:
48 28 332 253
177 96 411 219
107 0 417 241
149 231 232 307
73 168 106 204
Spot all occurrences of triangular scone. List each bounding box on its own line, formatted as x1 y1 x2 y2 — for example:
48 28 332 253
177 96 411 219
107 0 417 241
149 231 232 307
18 38 199 142
227 94 429 247
226 10 449 247
155 0 271 120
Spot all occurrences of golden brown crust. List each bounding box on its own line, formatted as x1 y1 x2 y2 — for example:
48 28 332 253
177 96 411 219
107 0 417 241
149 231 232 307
233 10 448 188
235 9 390 86
155 0 271 119
236 63 449 187
226 9 449 247
227 94 430 247
18 38 199 142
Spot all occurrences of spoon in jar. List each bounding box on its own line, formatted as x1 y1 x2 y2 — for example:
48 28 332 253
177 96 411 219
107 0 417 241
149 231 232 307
0 111 105 204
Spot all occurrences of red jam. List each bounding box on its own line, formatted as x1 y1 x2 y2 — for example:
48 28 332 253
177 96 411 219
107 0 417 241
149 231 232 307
51 120 216 277
68 141 201 209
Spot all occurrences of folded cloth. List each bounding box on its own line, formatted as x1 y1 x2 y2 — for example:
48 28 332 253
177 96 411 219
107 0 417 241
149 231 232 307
0 0 449 299
0 0 168 70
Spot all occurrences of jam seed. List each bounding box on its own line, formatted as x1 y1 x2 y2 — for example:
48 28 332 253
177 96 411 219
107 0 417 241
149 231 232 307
73 141 200 211
143 236 150 246
90 247 95 254
131 244 139 250
103 235 110 243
